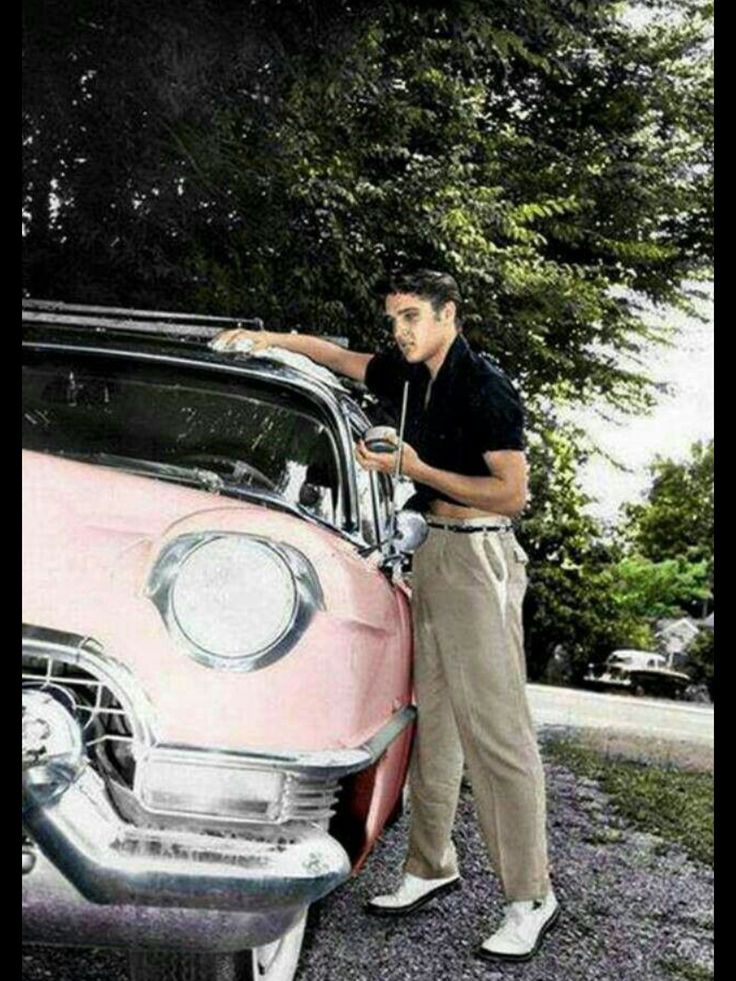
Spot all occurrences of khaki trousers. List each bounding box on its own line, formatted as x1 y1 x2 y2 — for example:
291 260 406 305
404 517 551 902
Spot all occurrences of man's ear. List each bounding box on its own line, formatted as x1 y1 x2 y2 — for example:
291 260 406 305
442 300 456 325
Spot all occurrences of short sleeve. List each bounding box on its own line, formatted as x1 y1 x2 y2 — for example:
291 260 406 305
466 364 525 453
363 347 408 408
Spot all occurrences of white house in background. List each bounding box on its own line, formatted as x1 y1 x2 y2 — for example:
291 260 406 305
655 617 701 662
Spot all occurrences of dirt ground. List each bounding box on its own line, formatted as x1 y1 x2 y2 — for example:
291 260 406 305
23 726 715 981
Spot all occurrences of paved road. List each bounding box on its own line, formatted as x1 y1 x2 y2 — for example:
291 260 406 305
527 683 714 745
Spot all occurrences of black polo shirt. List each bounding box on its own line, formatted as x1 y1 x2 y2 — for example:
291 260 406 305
364 333 525 511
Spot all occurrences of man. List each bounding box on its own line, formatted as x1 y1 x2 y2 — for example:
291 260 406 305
212 270 558 963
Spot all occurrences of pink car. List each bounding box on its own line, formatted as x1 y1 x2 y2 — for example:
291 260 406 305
22 300 426 981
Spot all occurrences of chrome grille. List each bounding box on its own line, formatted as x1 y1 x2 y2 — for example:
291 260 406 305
22 651 133 750
21 627 148 789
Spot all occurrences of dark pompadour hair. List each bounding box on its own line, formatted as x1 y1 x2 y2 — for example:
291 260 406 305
382 269 462 320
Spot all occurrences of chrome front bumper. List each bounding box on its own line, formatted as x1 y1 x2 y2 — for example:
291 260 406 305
22 621 417 950
23 848 307 951
23 761 350 951
22 711 417 950
24 763 351 912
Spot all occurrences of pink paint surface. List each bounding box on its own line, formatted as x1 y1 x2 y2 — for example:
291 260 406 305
22 450 414 755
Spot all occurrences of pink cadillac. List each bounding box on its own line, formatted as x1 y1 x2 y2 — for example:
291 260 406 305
22 300 426 981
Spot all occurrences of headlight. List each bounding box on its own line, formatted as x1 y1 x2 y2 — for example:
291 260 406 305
174 537 295 655
22 689 85 809
147 533 324 671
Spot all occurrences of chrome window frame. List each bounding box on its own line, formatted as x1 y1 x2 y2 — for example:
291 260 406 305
337 394 396 547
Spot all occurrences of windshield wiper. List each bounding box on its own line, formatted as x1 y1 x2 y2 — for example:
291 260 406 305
222 483 331 525
52 451 226 494
48 448 358 542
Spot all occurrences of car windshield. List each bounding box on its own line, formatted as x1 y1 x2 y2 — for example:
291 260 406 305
22 349 343 524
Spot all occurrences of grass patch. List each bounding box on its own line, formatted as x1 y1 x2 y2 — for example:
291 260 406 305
551 727 714 774
582 828 624 846
658 958 713 981
542 735 714 867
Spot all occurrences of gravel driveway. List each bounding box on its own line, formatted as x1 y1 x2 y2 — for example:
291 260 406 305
22 731 714 981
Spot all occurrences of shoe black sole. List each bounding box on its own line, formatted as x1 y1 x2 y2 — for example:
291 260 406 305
364 878 461 918
474 905 561 963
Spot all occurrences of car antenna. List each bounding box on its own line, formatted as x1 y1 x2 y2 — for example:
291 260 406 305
394 381 409 483
387 380 410 547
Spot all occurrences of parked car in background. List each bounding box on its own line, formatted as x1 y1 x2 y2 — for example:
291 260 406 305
584 649 692 699
22 300 426 981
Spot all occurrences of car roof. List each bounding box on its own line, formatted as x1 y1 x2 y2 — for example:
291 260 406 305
21 300 365 405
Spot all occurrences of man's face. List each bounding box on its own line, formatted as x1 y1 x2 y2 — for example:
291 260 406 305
384 292 452 364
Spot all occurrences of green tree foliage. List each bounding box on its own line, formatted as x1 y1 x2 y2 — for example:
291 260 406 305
618 439 714 691
607 555 711 621
622 439 714 566
23 0 713 415
521 426 629 680
22 0 273 305
23 0 713 682
521 432 712 680
686 628 714 699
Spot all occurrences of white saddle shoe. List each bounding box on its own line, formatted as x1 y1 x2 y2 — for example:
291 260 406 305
476 889 560 962
365 872 461 917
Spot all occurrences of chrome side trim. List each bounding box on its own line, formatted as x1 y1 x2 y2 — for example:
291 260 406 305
359 704 417 767
121 706 415 828
139 704 418 782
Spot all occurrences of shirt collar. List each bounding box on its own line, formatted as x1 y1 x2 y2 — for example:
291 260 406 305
429 331 470 388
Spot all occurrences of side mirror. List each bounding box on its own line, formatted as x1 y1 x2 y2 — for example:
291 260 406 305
379 510 428 579
298 482 335 522
298 482 322 508
392 510 428 554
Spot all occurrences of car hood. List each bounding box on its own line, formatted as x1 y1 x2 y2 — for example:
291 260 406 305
22 450 411 752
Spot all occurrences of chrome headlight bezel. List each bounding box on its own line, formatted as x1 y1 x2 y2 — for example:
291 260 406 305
146 532 325 672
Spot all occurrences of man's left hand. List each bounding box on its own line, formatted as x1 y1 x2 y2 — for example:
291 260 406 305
355 439 422 479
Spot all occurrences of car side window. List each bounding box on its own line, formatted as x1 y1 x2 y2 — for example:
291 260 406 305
352 436 378 545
